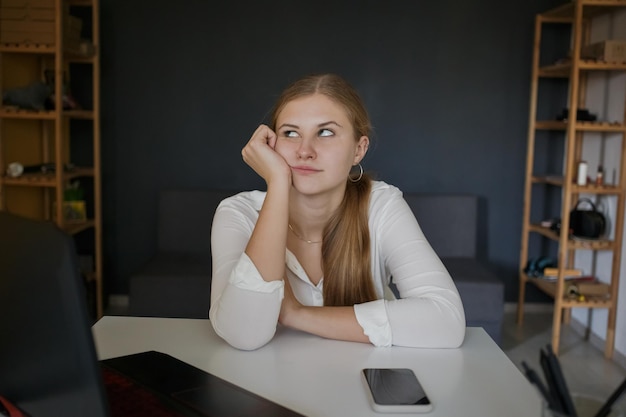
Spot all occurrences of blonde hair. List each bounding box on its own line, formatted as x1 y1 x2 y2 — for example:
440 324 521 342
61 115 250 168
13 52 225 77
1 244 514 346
270 74 377 306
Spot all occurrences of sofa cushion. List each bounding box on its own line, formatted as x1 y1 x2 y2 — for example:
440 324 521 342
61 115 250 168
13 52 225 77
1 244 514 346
158 189 236 254
442 257 504 343
402 194 477 258
129 253 211 319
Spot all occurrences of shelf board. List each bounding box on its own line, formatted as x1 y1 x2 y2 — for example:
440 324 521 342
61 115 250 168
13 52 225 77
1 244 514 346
64 220 95 235
0 43 93 58
531 176 623 194
532 175 565 186
542 0 626 20
538 65 570 77
579 61 626 71
569 236 615 250
0 43 55 54
535 120 626 132
0 107 57 119
529 224 615 249
539 60 626 77
535 121 569 130
0 167 95 187
529 224 561 240
0 108 94 120
524 275 613 308
572 184 623 194
67 0 95 6
64 110 95 119
66 54 96 64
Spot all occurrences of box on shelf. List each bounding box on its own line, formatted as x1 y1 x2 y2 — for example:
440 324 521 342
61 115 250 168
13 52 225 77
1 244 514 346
52 200 87 223
543 267 582 277
63 14 81 51
0 0 82 47
581 40 626 63
0 0 54 21
566 281 610 297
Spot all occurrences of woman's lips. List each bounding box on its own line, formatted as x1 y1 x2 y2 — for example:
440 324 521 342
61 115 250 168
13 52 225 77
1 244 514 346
291 166 321 175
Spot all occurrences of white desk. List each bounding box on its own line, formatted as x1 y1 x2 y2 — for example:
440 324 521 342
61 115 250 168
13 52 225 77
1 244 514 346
93 316 542 417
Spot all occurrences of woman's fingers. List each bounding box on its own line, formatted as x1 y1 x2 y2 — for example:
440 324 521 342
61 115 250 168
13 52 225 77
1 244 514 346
242 125 290 183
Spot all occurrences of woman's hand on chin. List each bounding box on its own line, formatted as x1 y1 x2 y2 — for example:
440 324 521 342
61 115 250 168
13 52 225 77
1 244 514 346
241 124 291 186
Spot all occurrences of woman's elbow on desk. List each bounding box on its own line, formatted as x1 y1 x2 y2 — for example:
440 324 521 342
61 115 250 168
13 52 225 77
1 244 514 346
439 316 466 348
209 309 277 351
387 298 466 348
391 316 466 349
208 301 282 351
213 324 276 351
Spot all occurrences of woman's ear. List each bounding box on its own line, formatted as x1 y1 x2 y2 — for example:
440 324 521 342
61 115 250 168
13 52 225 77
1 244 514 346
354 136 369 164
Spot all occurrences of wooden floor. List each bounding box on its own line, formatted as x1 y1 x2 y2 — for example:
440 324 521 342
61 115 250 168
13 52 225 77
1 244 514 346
503 309 626 405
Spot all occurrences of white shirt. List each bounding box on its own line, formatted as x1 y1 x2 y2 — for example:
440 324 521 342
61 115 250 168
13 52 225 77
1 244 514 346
209 181 465 350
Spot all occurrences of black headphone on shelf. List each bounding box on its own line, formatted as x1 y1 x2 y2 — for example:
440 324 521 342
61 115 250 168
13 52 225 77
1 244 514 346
524 256 557 277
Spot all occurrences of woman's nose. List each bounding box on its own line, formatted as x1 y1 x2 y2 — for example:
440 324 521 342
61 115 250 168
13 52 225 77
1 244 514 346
296 137 316 159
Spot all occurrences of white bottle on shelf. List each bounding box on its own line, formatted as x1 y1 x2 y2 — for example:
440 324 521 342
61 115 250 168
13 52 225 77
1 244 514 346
577 161 588 186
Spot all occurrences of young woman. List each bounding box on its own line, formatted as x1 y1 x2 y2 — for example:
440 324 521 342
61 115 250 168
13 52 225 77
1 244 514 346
209 74 465 350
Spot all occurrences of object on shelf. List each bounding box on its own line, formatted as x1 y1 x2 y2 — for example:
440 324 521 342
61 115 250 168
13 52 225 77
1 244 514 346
577 160 588 186
64 180 84 201
64 200 86 222
52 200 86 223
581 40 626 63
4 162 75 178
596 165 604 186
569 198 606 239
2 81 51 110
540 273 593 283
0 3 82 48
543 267 582 278
556 108 597 122
51 180 87 223
567 281 609 297
43 69 81 110
79 39 95 56
524 256 557 277
540 218 562 234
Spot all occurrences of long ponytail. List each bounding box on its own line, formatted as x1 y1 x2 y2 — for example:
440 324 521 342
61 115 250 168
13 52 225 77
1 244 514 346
322 174 376 306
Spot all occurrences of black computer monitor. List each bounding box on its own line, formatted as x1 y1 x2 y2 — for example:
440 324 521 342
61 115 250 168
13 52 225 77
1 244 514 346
0 211 109 417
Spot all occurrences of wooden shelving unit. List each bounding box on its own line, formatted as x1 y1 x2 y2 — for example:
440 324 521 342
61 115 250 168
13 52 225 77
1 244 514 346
0 0 102 318
517 0 626 358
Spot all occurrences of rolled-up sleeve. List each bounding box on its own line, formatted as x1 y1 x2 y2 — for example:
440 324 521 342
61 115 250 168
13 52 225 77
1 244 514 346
354 299 392 347
210 253 284 350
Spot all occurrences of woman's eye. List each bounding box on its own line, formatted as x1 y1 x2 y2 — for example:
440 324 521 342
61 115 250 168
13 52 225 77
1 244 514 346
284 130 299 138
319 129 333 137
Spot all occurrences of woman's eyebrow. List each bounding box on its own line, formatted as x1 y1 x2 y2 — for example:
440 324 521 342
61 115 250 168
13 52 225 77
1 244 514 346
319 121 343 128
277 123 299 130
277 121 342 130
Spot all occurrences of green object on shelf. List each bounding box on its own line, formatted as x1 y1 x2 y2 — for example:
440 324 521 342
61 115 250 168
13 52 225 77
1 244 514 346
64 181 84 201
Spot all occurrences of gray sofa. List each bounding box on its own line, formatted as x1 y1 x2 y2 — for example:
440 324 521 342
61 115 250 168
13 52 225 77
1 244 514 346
129 189 504 344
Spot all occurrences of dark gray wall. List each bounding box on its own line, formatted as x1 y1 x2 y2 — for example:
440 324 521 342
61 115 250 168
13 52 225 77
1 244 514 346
100 0 564 302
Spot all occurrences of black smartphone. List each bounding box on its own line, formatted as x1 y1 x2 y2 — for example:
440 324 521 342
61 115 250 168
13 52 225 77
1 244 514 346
361 368 433 413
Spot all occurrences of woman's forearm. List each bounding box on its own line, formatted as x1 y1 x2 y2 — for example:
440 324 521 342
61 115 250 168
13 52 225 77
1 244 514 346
283 305 370 344
245 180 290 282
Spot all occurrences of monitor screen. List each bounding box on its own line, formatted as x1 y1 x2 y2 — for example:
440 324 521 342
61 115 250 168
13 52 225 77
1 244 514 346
0 212 109 417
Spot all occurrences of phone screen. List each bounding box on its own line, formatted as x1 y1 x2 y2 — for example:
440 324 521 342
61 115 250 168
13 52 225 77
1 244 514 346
362 368 431 406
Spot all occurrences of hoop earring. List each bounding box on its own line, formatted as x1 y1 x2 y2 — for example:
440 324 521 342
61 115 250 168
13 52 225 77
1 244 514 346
349 163 363 183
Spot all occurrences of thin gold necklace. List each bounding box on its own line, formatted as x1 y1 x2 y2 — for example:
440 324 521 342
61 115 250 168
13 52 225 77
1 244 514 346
288 223 322 244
